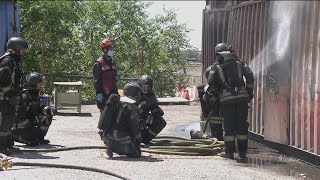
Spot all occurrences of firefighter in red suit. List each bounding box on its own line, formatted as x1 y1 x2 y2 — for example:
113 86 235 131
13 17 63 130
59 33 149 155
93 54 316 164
93 38 120 112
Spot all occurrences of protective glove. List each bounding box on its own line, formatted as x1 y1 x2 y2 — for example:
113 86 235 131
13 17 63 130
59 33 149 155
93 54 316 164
247 89 254 101
96 93 104 103
115 74 120 81
139 118 147 130
138 101 148 115
43 106 53 116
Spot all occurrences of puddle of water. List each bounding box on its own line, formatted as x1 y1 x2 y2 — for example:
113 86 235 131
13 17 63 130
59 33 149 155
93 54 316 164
237 142 320 180
175 123 320 180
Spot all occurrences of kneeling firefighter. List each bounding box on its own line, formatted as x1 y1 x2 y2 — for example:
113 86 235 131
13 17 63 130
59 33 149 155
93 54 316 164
98 83 142 158
12 72 52 146
208 43 254 159
195 65 223 140
137 74 166 144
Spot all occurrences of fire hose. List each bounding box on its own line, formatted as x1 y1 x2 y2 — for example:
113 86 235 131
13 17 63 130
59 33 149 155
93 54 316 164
0 152 131 180
0 136 224 179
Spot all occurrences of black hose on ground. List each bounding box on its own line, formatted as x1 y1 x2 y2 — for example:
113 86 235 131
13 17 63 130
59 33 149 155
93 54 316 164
13 162 131 180
0 153 131 180
1 136 224 178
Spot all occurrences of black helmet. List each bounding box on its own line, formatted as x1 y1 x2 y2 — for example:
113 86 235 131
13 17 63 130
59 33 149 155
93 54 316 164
138 74 153 86
25 72 43 89
214 43 233 54
124 82 141 101
6 37 28 53
138 74 153 94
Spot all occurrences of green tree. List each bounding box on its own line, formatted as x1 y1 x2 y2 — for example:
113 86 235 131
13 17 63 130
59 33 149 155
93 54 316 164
19 0 190 98
19 0 82 94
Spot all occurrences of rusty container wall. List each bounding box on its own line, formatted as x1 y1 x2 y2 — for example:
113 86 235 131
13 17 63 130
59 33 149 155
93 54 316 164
227 1 271 137
226 0 320 155
289 1 320 155
201 8 230 83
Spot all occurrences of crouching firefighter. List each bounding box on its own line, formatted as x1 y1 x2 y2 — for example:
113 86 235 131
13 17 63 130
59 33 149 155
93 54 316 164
98 83 142 158
195 65 223 141
0 37 28 153
137 74 166 144
208 43 254 159
12 72 52 146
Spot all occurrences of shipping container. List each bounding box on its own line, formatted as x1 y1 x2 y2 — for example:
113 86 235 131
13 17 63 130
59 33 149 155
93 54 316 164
203 0 320 163
0 0 20 55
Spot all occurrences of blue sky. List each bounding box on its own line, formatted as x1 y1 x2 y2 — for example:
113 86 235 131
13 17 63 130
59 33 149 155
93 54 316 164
145 1 206 50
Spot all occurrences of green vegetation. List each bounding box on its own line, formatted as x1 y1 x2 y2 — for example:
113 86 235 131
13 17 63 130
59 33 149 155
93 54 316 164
19 0 191 99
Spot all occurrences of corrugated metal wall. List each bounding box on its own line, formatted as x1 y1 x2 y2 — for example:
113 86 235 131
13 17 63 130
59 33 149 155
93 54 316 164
201 8 230 83
289 1 320 154
0 0 20 55
227 1 271 139
203 0 320 155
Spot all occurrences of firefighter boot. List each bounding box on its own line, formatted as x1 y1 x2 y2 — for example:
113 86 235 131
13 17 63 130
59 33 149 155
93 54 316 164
237 139 248 159
106 137 113 158
224 141 235 159
0 136 13 155
6 135 15 149
39 138 50 145
127 142 141 158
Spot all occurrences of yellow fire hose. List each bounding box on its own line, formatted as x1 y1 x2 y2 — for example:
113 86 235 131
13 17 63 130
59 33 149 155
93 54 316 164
0 136 224 179
12 136 224 155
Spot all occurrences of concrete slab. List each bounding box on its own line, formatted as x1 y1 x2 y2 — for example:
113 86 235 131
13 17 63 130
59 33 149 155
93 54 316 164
157 97 190 105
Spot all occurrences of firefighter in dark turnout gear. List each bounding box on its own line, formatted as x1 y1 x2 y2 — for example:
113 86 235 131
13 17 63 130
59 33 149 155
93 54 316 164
196 65 224 141
12 72 52 146
0 37 28 152
208 43 254 159
98 83 142 158
197 66 212 121
137 75 166 144
93 38 119 112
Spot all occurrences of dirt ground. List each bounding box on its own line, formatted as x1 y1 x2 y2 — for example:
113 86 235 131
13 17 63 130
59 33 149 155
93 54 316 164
1 102 319 180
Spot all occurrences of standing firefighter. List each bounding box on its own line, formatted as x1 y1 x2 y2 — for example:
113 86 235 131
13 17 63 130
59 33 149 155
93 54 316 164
98 83 142 158
0 37 28 153
195 65 223 141
137 74 166 144
93 38 119 112
12 72 52 146
208 43 254 159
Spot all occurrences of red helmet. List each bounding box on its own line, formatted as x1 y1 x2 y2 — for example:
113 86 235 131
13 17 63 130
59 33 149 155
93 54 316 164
100 38 116 49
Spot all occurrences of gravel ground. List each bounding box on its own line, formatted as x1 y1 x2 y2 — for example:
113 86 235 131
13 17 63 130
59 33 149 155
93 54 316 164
0 103 310 180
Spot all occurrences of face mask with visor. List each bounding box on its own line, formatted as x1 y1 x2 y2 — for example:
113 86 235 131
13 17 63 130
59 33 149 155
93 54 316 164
141 84 152 94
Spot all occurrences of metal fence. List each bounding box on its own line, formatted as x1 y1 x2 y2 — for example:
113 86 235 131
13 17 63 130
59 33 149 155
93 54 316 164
227 0 270 139
203 0 320 155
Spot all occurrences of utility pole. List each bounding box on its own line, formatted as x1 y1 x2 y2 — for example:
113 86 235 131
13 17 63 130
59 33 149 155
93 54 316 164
41 31 45 74
138 36 146 77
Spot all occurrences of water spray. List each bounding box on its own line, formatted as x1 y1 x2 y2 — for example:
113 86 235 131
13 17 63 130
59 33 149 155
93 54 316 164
249 1 300 76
